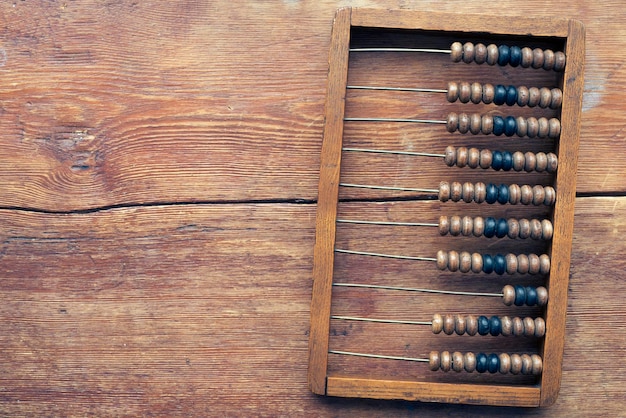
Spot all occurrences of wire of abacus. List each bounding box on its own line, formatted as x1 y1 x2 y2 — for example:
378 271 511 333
327 40 562 379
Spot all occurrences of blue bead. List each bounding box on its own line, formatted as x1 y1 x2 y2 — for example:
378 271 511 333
493 116 505 136
526 286 538 306
497 45 510 66
493 85 506 105
497 184 509 204
476 353 488 373
493 254 506 275
484 217 496 237
495 218 508 238
506 85 518 105
489 316 502 336
504 116 517 136
514 285 526 306
501 151 513 171
491 151 503 170
482 254 494 273
478 316 490 335
509 46 522 67
485 183 498 204
488 353 500 373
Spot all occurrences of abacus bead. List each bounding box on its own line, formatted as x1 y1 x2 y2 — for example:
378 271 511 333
517 254 530 274
476 353 488 373
485 183 498 204
436 250 448 270
458 113 470 134
458 82 471 103
507 219 520 239
438 181 450 202
528 87 541 107
459 251 472 273
539 87 552 108
502 151 513 171
489 316 502 336
475 43 488 64
482 83 495 104
554 51 566 71
449 216 461 236
532 48 545 69
521 354 533 375
528 253 541 274
544 187 556 206
512 317 525 336
497 183 509 204
499 353 511 374
518 218 531 238
506 85 518 106
492 116 505 136
551 88 563 108
543 49 555 70
491 151 503 170
537 286 549 306
469 113 482 135
542 219 554 240
484 217 496 238
514 285 526 306
450 182 463 202
549 118 561 138
441 351 452 372
438 216 450 236
535 318 546 338
523 317 536 337
466 315 478 336
493 254 506 275
450 42 463 62
530 218 543 240
443 314 456 335
477 316 490 335
446 82 459 102
540 254 551 274
467 148 480 168
446 113 459 133
461 216 474 236
531 354 543 375
509 46 522 66
517 85 530 106
502 285 516 306
444 146 456 166
471 252 483 273
482 254 494 274
456 147 467 168
501 316 513 336
474 182 487 203
448 251 460 272
497 45 510 66
472 217 485 237
488 353 500 373
470 82 483 104
516 116 528 137
526 117 539 138
535 152 548 172
481 114 493 135
496 218 508 238
462 182 475 203
532 185 546 206
479 149 492 169
506 253 518 274
524 151 537 172
493 84 506 105
464 352 477 372
452 351 464 372
525 286 538 306
537 117 550 138
547 152 558 172
486 44 499 65
521 47 533 67
508 184 521 204
504 116 517 136
455 315 467 336
462 42 475 64
520 185 534 205
510 354 523 374
432 314 444 334
429 351 441 371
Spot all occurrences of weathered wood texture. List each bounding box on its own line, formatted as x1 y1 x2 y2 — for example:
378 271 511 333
1 0 625 416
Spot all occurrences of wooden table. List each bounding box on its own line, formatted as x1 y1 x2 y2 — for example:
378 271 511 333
1 1 624 415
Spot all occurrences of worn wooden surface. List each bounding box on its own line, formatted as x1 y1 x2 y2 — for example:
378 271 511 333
1 1 625 416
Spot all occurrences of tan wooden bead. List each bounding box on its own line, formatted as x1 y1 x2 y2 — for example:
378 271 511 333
540 254 551 274
429 351 441 371
549 118 561 138
472 216 484 237
479 149 492 169
512 317 525 336
458 82 471 103
531 47 545 69
482 83 495 104
469 113 482 134
499 353 511 374
508 184 521 204
505 253 518 274
543 49 555 70
438 181 450 202
467 148 480 168
471 252 483 273
537 117 550 138
436 250 448 270
450 42 463 62
535 152 548 172
448 251 460 272
444 145 456 167
520 184 534 205
470 82 483 104
450 181 463 202
544 186 556 206
523 317 536 336
446 113 459 133
474 43 487 64
438 215 450 236
531 354 543 375
457 113 470 134
554 51 566 71
448 216 461 236
462 182 474 203
535 317 546 338
537 286 549 306
443 314 456 335
486 44 499 65
464 352 477 372
502 285 516 306
465 315 478 336
528 253 541 274
516 115 528 137
431 313 444 334
524 151 537 172
455 315 467 336
521 354 533 375
551 88 563 108
517 85 529 106
512 152 525 172
452 351 464 372
480 114 493 135
526 117 539 138
530 218 543 240
520 47 533 67
546 152 558 172
532 185 546 206
474 182 487 203
510 354 523 375
462 42 475 64
527 86 540 107
507 218 520 239
440 351 452 372
446 82 459 102
542 219 554 240
500 316 513 336
517 254 530 274
459 251 472 273
456 147 468 167
539 87 552 108
518 218 531 239
461 216 473 236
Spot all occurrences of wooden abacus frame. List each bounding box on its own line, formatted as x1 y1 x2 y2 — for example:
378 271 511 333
308 8 584 407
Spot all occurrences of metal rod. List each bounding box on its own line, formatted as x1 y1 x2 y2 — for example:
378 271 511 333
342 147 445 158
336 219 438 227
331 315 431 326
328 350 429 363
332 282 504 298
347 85 448 94
334 248 437 262
349 47 452 54
344 117 447 124
339 183 439 193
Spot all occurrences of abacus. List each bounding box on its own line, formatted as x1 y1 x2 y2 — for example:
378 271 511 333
308 8 584 407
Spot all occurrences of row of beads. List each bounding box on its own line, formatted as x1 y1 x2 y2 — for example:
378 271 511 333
450 42 565 72
446 113 561 138
446 82 562 109
443 146 558 173
429 351 543 375
431 314 546 337
438 181 556 206
438 215 553 241
435 250 550 275
502 285 549 306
